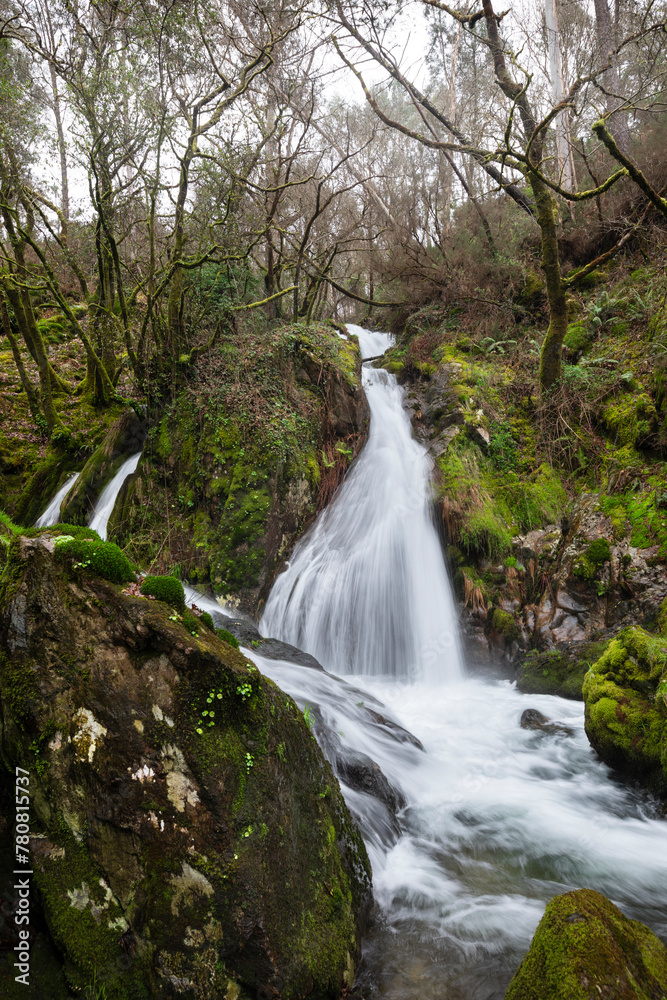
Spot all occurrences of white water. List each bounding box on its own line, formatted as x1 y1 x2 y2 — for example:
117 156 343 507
88 452 142 540
34 472 80 527
262 326 462 682
257 326 667 998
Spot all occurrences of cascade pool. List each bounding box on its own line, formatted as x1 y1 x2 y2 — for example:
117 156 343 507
257 326 667 998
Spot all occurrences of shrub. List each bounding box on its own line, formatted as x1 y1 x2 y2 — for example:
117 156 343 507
216 628 240 650
55 537 135 584
140 575 185 610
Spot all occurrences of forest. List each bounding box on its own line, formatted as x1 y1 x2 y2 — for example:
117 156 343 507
1 0 667 998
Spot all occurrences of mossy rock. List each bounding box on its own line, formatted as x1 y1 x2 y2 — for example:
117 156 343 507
572 538 611 582
0 536 371 999
583 627 667 795
489 608 521 643
505 888 667 1000
517 641 607 700
53 536 135 585
563 321 591 355
140 574 185 610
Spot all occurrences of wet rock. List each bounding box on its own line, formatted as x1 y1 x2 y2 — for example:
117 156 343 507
0 536 371 998
516 641 608 700
583 626 667 795
217 614 326 670
505 888 667 1000
361 707 424 750
519 709 574 736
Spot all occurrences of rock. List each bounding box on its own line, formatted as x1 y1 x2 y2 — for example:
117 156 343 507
0 536 371 998
216 615 326 671
504 888 667 999
583 626 667 795
517 641 608 700
519 709 574 736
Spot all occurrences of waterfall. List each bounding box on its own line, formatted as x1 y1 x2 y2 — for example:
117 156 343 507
34 472 80 527
88 452 141 540
261 324 462 682
252 325 667 999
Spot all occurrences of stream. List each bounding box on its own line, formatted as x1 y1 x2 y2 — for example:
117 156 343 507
256 325 667 999
34 326 667 998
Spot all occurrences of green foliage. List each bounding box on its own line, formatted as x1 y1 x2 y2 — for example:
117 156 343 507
599 472 667 555
196 685 226 733
199 610 214 631
573 538 611 581
140 575 185 610
54 537 134 584
602 392 657 447
217 628 240 649
49 524 100 540
181 609 201 636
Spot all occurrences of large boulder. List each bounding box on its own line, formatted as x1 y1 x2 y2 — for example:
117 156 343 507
505 888 667 1000
0 535 371 999
583 627 667 795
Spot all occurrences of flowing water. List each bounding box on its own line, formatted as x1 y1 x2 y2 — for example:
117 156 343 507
88 452 141 540
256 325 667 998
262 325 461 682
34 472 80 527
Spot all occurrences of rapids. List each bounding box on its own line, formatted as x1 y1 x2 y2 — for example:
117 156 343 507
257 325 667 998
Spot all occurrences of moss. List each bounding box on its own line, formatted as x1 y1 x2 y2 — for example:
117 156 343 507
517 642 607 700
572 537 611 581
564 320 591 354
199 610 215 631
505 888 667 1000
217 628 240 650
599 471 667 555
489 608 521 643
140 575 185 610
602 392 657 447
583 627 667 794
54 537 135 585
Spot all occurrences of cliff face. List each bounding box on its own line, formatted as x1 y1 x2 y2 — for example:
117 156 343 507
0 534 371 999
110 323 370 616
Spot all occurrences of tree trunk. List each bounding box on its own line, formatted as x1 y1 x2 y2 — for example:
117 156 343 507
592 0 631 154
534 176 568 392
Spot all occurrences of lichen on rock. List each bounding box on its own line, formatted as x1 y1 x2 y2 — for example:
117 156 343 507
0 535 371 999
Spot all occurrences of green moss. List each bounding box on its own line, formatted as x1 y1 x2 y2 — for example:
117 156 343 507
54 537 135 585
564 320 591 354
140 574 185 610
518 642 607 700
583 627 667 794
217 628 240 650
505 888 667 1000
572 537 611 581
602 392 656 447
489 608 521 642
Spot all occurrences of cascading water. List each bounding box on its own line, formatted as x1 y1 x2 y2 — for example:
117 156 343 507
256 326 667 999
262 324 462 682
88 452 141 540
34 471 80 527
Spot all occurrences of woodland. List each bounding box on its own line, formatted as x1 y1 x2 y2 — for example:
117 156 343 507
1 0 667 998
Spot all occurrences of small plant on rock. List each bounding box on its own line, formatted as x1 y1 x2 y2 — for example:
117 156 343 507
140 575 185 610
